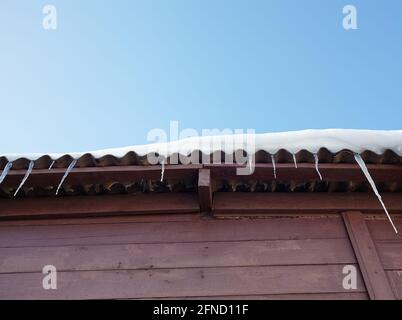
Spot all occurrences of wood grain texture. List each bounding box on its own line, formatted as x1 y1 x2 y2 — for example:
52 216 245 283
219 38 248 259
214 193 402 214
0 193 200 220
0 213 200 227
0 264 365 299
366 218 402 241
136 292 369 300
0 238 355 273
0 216 347 248
0 209 371 299
342 211 395 300
2 193 402 222
387 271 402 299
198 169 212 213
375 242 402 270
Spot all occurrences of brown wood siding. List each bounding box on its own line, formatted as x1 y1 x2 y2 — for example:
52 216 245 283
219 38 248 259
366 216 402 299
0 213 367 299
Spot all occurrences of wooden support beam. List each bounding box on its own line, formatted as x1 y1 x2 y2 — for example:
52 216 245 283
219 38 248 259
213 193 402 214
342 211 395 300
1 192 402 220
0 193 200 220
206 163 402 182
198 169 212 213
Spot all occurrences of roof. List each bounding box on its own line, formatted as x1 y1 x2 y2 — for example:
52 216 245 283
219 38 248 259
0 129 401 201
1 129 402 170
1 129 402 234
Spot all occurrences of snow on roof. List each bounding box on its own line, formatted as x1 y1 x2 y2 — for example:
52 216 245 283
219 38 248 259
2 129 402 162
1 129 401 233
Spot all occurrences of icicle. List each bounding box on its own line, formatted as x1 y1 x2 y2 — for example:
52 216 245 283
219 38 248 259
14 160 34 197
292 154 298 168
248 154 253 172
314 154 323 180
271 154 277 179
0 161 13 185
48 160 55 170
160 159 165 182
354 154 398 234
56 159 77 195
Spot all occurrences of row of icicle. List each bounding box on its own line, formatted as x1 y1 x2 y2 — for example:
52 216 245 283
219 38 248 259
0 153 398 233
0 159 77 196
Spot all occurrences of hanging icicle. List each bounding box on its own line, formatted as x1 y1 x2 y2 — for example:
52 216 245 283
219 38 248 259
56 159 77 195
0 161 13 185
271 154 277 179
160 159 165 182
354 154 398 234
248 154 253 173
314 154 323 180
292 154 298 168
48 160 55 170
14 160 34 197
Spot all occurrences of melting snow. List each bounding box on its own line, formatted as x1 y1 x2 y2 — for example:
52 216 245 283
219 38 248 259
2 129 401 161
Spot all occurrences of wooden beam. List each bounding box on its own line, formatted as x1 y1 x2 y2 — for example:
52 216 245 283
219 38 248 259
0 165 201 188
213 193 402 214
2 192 402 220
342 211 395 300
0 214 349 247
206 163 402 182
0 265 365 299
198 169 212 213
0 193 200 220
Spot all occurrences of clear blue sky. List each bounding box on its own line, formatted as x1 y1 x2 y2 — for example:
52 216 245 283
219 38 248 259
1 0 401 154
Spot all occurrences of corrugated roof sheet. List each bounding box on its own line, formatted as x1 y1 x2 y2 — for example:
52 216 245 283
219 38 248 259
1 129 402 170
0 129 401 199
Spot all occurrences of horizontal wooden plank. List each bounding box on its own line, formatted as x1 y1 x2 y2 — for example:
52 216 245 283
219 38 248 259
206 163 402 182
2 192 402 222
366 219 402 241
0 216 347 248
0 238 355 273
137 292 369 300
386 271 402 300
213 193 402 214
0 213 200 227
0 193 200 220
376 242 402 270
0 264 365 299
0 165 201 188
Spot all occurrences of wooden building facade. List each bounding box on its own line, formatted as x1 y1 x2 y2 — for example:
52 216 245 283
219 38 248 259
0 149 402 299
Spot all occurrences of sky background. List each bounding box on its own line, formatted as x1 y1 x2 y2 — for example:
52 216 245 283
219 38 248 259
0 0 401 154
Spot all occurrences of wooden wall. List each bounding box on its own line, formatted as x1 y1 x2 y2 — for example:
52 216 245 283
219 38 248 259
367 216 402 299
0 212 370 299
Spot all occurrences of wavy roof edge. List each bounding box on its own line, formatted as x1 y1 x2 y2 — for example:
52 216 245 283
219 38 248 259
2 129 402 162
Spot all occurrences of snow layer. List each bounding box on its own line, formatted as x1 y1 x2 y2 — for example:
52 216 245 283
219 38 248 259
2 129 402 161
